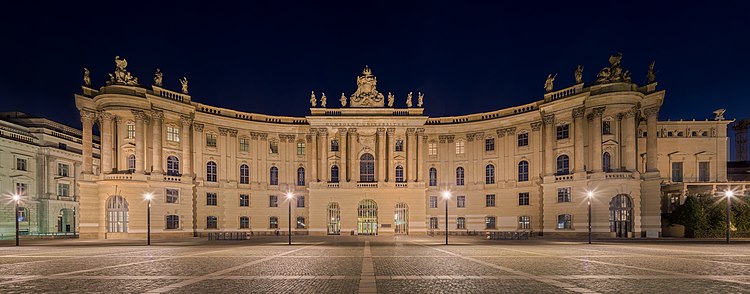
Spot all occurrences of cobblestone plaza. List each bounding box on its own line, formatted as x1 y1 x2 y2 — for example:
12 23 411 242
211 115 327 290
1 236 749 293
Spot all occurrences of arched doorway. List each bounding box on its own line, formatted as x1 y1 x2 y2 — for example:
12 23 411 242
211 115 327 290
357 199 378 235
58 208 75 233
106 195 129 233
327 202 341 235
610 194 633 238
394 203 409 234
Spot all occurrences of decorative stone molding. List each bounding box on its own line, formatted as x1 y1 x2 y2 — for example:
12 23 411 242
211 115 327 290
505 127 516 136
151 110 164 122
643 106 660 118
259 133 268 141
80 109 97 123
386 128 395 136
219 127 231 136
623 107 639 118
131 110 149 123
531 121 543 131
406 128 416 135
317 128 328 135
347 128 357 133
572 107 585 119
542 114 555 125
416 128 425 135
587 107 606 120
338 128 349 135
228 129 238 137
376 128 386 134
466 133 475 142
496 129 506 137
193 123 204 132
438 135 455 143
306 134 313 143
98 111 114 121
250 132 259 140
180 114 194 127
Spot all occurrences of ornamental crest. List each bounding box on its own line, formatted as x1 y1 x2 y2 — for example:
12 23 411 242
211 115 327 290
106 56 139 86
349 65 385 107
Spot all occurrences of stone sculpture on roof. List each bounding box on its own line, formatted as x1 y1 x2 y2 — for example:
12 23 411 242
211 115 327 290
154 68 163 86
596 52 631 84
310 91 317 107
647 61 656 83
107 56 139 86
349 65 385 107
574 65 583 84
544 74 556 93
83 68 91 86
179 77 189 94
387 92 394 107
321 92 327 107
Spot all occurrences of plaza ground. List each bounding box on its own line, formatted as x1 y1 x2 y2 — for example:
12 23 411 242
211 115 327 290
1 236 750 293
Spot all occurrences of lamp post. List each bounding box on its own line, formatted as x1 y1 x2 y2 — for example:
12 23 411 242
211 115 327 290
286 192 294 245
144 193 153 246
441 191 451 245
725 190 734 244
587 191 593 244
13 194 20 246
72 207 76 237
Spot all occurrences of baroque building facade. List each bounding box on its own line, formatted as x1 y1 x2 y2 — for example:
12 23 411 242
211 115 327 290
72 55 735 239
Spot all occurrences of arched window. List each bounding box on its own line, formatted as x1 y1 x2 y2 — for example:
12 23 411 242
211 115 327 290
485 164 495 184
166 156 180 176
270 166 279 185
296 216 306 229
602 152 611 172
456 167 465 186
395 165 404 182
518 161 529 182
127 154 136 173
556 155 570 175
239 164 249 184
429 168 437 186
360 153 375 182
297 167 305 186
106 196 128 233
206 161 217 182
330 165 339 183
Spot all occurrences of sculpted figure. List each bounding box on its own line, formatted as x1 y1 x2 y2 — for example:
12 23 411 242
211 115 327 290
387 92 394 107
340 92 347 107
646 61 656 83
349 65 385 107
596 52 630 84
321 92 327 107
574 65 583 84
417 92 424 107
310 91 317 107
179 77 189 94
544 74 556 93
154 68 163 86
406 92 413 108
107 55 139 85
83 68 91 86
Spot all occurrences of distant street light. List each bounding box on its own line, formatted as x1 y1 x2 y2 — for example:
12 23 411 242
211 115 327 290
286 192 294 245
12 194 21 246
587 191 594 245
725 190 734 244
144 193 153 246
441 191 451 245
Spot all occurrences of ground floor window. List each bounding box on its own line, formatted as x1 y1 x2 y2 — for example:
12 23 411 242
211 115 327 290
296 216 306 229
518 216 531 230
429 217 439 229
240 216 250 229
457 217 466 229
270 216 279 229
557 214 572 229
166 215 179 229
485 216 496 229
206 216 217 229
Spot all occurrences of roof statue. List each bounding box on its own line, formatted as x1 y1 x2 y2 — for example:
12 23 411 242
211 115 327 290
107 56 139 86
406 92 413 108
595 52 631 84
544 74 556 93
646 61 657 84
179 77 189 94
340 92 347 107
417 92 424 107
574 65 583 84
310 91 317 107
349 65 385 107
387 92 394 107
154 68 163 86
321 92 327 107
83 67 91 87
713 109 726 121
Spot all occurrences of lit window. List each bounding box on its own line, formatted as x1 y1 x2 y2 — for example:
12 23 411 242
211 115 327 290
206 216 217 229
58 163 69 177
485 138 495 152
395 139 404 152
297 142 305 155
428 142 437 155
455 140 465 154
206 193 217 206
557 187 571 203
457 217 466 229
166 126 180 142
485 216 496 229
519 216 531 230
239 194 249 207
296 216 306 229
429 196 438 208
127 122 135 139
517 133 529 147
269 216 279 229
269 141 279 154
518 192 530 206
486 194 495 207
206 133 217 147
15 183 27 195
166 188 179 203
556 124 569 140
557 214 572 229
239 138 250 152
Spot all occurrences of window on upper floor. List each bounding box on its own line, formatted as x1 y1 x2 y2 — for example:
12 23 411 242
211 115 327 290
297 167 305 186
167 126 180 142
429 168 437 186
699 162 710 182
556 155 570 175
602 121 612 135
456 167 465 186
486 194 495 207
16 158 27 171
58 163 69 177
239 194 249 207
297 196 305 208
603 152 611 172
269 195 278 207
455 140 465 154
57 183 70 197
239 138 250 152
428 142 437 156
330 165 340 183
206 192 217 206
360 153 375 182
395 165 404 183
206 161 217 182
166 188 179 204
297 142 305 155
15 183 27 195
557 187 571 203
556 124 569 140
126 122 135 139
239 164 249 184
518 133 529 147
167 156 180 176
270 166 279 185
485 164 495 184
485 138 495 152
457 195 466 208
206 133 217 147
671 162 683 182
429 196 438 208
395 139 404 152
127 154 136 173
519 192 530 206
269 141 279 154
330 139 339 152
518 161 529 182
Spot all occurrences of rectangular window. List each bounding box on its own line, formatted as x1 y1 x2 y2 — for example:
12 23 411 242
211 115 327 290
395 139 404 152
485 216 496 229
485 138 495 152
602 121 611 135
167 126 180 142
428 142 437 155
429 217 439 229
16 158 27 171
269 195 278 207
671 162 684 182
557 214 572 229
457 217 466 229
206 133 217 147
455 140 465 154
58 163 69 177
57 183 70 197
239 138 250 152
206 193 217 206
330 139 339 152
240 217 250 229
519 216 531 230
517 133 529 147
127 123 135 139
429 196 438 208
15 183 27 195
270 217 279 229
206 216 217 229
166 215 179 229
297 142 305 155
557 188 571 203
698 162 710 182
457 195 466 208
486 194 496 207
297 196 305 208
556 124 569 140
519 192 530 206
239 194 249 207
166 188 179 203
269 141 279 154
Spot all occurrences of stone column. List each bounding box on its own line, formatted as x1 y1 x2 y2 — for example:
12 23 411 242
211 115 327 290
531 122 543 179
542 114 555 176
228 129 238 182
151 110 164 174
80 109 96 174
572 107 585 173
319 129 329 182
180 115 193 176
406 128 416 182
259 133 268 184
416 128 425 182
338 129 348 182
309 130 318 182
589 107 605 172
377 128 386 182
132 110 148 174
219 128 230 182
348 128 358 182
193 123 205 180
644 107 660 172
99 111 114 174
496 129 506 182
620 108 637 171
386 128 395 182
250 132 260 182
504 128 515 182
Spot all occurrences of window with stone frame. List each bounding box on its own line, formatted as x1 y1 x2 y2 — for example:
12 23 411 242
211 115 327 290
239 138 250 152
239 164 249 184
58 163 69 177
330 139 339 152
330 165 340 183
297 142 305 155
456 167 465 186
698 162 710 182
457 217 466 229
206 192 217 206
428 142 437 155
557 187 571 203
485 164 495 184
166 125 180 142
519 216 531 230
518 161 529 182
15 182 27 195
395 139 404 152
486 194 495 207
270 166 279 185
269 195 278 207
297 195 305 208
296 216 306 229
557 214 572 229
297 167 305 186
166 188 179 203
269 141 279 154
556 155 570 175
395 165 404 183
671 162 684 182
57 183 70 197
429 168 437 186
240 216 250 229
485 138 495 152
166 215 180 229
239 194 249 207
126 122 135 138
456 195 466 208
16 158 27 171
518 192 530 206
485 216 497 229
429 217 439 229
517 133 529 147
602 120 612 135
206 216 217 229
429 196 438 208
556 124 570 140
206 133 217 147
269 216 279 229
206 161 217 182
455 140 465 154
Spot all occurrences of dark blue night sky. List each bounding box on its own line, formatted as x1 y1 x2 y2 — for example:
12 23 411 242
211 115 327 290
1 1 748 155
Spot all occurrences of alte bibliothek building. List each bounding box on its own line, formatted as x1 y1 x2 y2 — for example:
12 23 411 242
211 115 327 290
62 54 740 240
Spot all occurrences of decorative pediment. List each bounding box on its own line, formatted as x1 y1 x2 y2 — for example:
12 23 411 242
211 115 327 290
602 139 620 145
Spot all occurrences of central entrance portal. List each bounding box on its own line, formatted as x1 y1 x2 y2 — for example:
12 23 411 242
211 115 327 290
357 199 378 235
394 203 409 234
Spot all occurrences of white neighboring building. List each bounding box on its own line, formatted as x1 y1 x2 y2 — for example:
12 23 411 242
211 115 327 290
0 112 99 239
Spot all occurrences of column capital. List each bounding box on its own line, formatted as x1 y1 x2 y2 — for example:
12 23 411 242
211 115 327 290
572 106 586 119
542 114 555 125
180 114 194 126
347 128 357 133
496 129 506 137
504 127 516 136
151 110 164 122
219 127 233 136
338 128 348 135
386 128 395 136
406 128 416 135
259 133 268 141
376 128 386 134
623 107 639 118
228 129 238 137
193 123 205 132
643 106 660 118
306 134 313 143
415 128 425 135
98 111 114 121
439 135 454 143
587 107 606 120
131 110 149 123
531 121 543 131
80 109 97 123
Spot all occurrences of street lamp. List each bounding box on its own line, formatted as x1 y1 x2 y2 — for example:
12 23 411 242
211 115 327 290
12 194 20 246
441 191 451 245
587 191 594 245
286 192 294 245
144 193 153 246
725 190 734 244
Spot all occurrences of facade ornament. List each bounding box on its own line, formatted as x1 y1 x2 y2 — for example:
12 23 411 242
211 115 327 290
193 123 204 132
386 128 395 136
310 91 317 107
496 129 506 137
623 107 639 118
531 121 543 131
107 56 139 86
713 109 726 121
338 128 349 136
83 68 91 87
544 74 556 93
131 110 148 122
572 106 586 119
180 114 194 126
646 61 657 84
350 65 385 107
446 135 455 143
642 106 660 118
219 127 230 136
154 68 163 86
151 110 164 122
376 128 386 134
467 133 475 142
587 107 606 120
259 133 268 141
340 92 347 107
505 127 516 136
387 92 394 107
306 134 313 143
228 129 238 137
250 132 260 140
417 92 424 107
179 77 189 94
320 92 327 107
80 110 97 124
416 128 425 135
406 92 413 108
98 111 114 121
574 65 583 84
542 114 555 125
406 128 416 135
596 53 631 84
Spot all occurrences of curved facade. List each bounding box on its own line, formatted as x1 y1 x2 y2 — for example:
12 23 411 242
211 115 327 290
74 58 732 239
